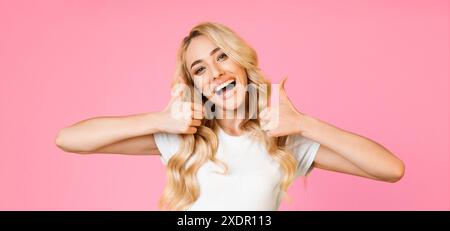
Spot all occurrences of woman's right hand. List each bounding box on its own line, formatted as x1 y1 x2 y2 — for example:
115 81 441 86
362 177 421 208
157 85 203 134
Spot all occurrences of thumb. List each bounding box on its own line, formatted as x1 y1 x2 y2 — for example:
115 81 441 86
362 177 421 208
268 77 287 108
168 82 188 119
279 76 290 103
170 82 185 103
279 76 287 93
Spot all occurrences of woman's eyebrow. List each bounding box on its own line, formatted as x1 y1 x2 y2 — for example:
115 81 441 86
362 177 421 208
190 47 221 69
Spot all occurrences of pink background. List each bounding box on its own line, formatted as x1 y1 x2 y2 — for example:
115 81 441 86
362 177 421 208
0 0 448 210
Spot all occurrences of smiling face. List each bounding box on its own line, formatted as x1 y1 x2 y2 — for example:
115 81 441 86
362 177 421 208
185 35 248 112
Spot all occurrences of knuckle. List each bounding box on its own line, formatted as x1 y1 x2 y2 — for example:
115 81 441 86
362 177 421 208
182 124 190 131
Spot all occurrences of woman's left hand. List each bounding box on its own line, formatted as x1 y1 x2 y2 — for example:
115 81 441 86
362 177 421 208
259 78 304 137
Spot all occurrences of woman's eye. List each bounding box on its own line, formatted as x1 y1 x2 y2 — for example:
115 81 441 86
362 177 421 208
194 67 205 75
217 53 228 61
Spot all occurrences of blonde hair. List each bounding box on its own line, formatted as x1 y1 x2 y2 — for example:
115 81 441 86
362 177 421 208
158 22 297 210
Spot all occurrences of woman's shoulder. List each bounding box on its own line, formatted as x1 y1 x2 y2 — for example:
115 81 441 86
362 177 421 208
153 132 182 164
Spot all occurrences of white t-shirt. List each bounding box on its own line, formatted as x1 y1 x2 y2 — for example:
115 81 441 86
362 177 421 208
154 126 320 211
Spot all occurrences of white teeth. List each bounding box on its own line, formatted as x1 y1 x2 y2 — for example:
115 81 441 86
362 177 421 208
215 79 235 93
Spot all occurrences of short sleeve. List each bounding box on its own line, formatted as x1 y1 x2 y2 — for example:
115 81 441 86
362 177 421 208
286 134 321 177
153 132 181 165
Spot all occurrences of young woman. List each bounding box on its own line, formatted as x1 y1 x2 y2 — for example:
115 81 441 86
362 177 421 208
55 22 405 211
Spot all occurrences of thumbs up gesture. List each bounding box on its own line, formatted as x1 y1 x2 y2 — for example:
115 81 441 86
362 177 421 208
158 78 204 134
259 77 304 137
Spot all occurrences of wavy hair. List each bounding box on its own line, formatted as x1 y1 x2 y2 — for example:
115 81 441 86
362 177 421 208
158 22 298 210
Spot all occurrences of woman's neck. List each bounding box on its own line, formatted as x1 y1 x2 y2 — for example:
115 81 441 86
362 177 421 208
214 101 247 136
217 118 244 136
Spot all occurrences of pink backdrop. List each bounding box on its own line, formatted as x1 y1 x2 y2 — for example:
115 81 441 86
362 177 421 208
0 0 448 210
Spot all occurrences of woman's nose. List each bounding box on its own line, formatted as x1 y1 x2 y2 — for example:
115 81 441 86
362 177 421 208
211 63 225 79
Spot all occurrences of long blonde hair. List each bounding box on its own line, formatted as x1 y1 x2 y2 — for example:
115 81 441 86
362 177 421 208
158 22 297 210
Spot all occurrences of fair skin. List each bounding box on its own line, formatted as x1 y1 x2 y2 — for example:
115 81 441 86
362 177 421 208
55 35 404 183
186 36 248 134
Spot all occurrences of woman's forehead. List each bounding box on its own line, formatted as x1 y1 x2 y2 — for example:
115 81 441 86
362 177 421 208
185 35 218 67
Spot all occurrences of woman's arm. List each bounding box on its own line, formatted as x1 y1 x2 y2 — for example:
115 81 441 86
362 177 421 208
260 78 404 182
55 88 204 155
55 112 163 154
299 114 405 183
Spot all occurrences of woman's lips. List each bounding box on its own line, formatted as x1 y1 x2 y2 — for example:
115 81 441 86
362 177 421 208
216 81 237 101
216 80 236 97
214 79 235 94
204 76 239 102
